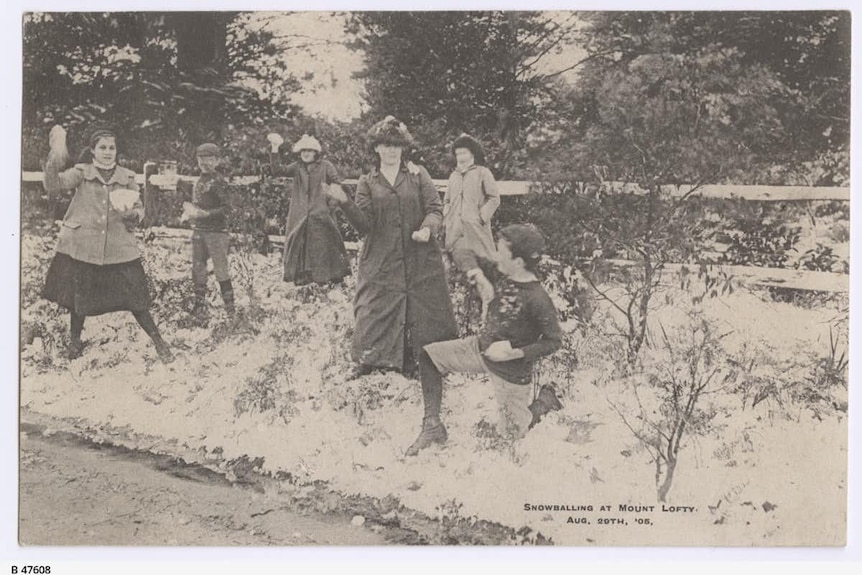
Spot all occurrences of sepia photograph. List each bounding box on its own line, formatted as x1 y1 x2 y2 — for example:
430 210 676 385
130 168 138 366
14 5 853 551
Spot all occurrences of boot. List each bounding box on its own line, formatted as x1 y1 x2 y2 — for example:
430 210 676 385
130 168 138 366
405 415 448 457
219 280 236 318
68 313 86 359
67 337 85 360
191 287 209 324
349 364 371 380
153 337 175 364
348 363 391 380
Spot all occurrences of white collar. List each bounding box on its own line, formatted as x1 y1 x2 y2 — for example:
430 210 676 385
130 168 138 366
92 160 117 171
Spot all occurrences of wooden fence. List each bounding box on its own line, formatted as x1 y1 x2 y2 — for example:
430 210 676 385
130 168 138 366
21 171 850 201
21 171 851 293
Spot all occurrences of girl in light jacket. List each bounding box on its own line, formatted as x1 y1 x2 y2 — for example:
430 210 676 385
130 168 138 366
443 133 500 315
41 126 174 363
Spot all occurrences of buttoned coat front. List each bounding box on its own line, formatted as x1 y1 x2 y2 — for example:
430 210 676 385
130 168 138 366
443 164 500 266
341 164 458 369
43 161 142 265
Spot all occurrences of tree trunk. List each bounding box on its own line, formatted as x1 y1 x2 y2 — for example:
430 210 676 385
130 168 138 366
657 456 677 502
164 12 235 144
167 12 231 77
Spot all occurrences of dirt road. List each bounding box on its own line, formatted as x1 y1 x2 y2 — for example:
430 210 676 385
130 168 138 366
18 427 388 546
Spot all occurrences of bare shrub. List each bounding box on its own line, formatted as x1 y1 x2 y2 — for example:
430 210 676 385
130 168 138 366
609 315 740 501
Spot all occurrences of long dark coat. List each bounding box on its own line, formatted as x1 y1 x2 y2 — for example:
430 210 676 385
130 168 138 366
341 163 458 369
280 159 349 285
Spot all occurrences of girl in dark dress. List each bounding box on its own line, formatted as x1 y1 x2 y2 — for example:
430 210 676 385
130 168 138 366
272 134 350 286
41 125 174 363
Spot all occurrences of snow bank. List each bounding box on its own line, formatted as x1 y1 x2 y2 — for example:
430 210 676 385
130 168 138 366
20 234 848 545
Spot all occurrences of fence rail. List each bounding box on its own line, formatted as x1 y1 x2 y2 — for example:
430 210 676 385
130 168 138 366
22 170 850 293
137 226 849 293
21 171 851 201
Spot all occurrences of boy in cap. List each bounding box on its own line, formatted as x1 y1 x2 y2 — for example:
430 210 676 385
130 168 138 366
407 224 563 456
183 143 235 319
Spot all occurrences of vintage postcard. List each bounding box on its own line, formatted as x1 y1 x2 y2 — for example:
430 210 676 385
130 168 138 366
17 8 851 549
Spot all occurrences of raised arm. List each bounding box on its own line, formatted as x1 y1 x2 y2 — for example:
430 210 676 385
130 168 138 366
43 126 83 192
43 150 83 192
269 158 298 178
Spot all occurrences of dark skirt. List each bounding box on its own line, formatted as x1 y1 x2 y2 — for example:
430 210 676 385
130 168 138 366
283 214 350 286
42 252 152 316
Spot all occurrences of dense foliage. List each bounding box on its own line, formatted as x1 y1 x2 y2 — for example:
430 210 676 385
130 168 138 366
22 12 300 172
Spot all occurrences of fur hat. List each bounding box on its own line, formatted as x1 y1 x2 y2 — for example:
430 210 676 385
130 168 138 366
292 134 322 154
366 116 414 150
451 133 486 166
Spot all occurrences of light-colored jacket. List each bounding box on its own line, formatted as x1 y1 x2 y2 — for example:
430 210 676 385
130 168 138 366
43 156 143 265
443 164 500 266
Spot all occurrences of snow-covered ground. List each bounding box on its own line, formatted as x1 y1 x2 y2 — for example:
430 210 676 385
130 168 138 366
19 231 848 546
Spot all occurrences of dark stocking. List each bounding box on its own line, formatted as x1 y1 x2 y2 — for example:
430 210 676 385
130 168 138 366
405 347 448 456
132 310 163 342
219 279 236 314
418 348 443 422
133 310 174 362
70 312 85 343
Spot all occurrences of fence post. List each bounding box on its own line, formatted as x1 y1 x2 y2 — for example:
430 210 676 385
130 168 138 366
142 161 160 227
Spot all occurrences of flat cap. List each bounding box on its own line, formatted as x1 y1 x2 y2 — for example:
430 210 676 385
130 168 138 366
196 143 220 157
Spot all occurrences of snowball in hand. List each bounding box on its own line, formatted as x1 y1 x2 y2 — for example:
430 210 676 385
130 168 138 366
49 125 67 149
48 125 69 162
267 133 284 153
110 189 140 212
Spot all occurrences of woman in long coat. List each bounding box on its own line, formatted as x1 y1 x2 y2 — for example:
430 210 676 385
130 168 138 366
275 135 349 286
326 116 458 454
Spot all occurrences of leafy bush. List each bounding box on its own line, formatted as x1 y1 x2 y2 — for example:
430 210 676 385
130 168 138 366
495 184 730 361
827 222 850 244
800 326 848 411
234 351 299 423
716 202 801 268
814 200 850 220
797 243 841 273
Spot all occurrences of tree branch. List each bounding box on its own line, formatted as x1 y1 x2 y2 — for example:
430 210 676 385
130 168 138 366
540 50 614 80
519 15 579 72
581 269 629 319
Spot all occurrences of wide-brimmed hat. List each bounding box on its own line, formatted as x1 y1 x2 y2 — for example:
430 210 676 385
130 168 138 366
366 116 414 150
451 133 486 165
292 134 322 154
